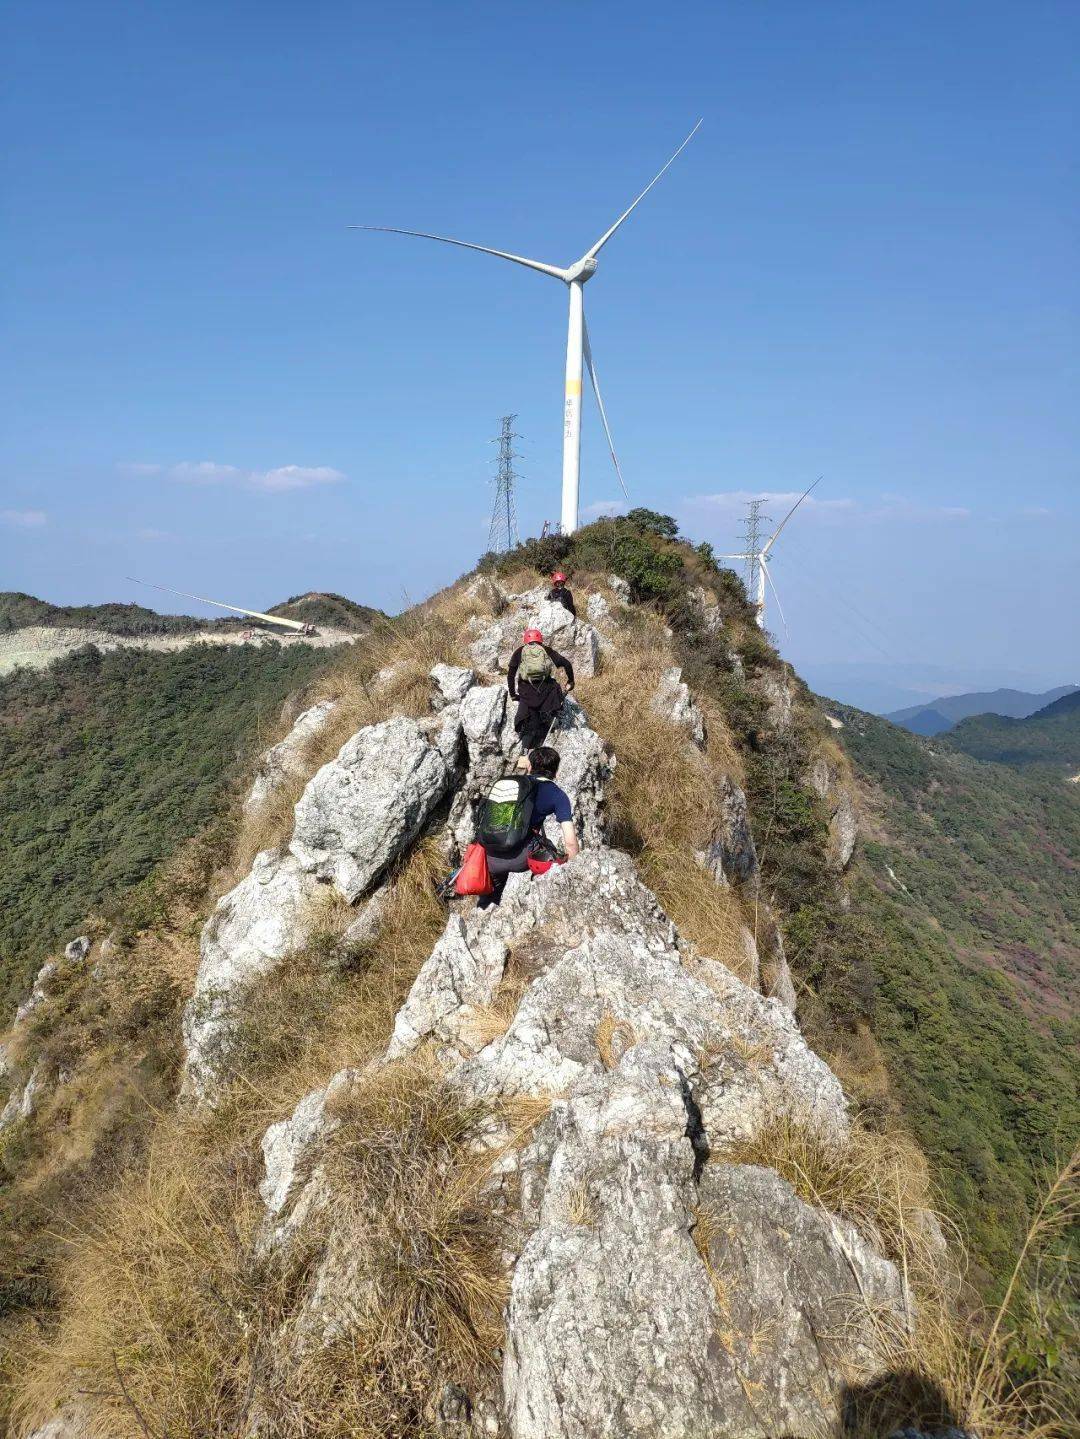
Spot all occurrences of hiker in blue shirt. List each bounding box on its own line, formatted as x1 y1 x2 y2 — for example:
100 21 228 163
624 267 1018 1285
477 746 579 908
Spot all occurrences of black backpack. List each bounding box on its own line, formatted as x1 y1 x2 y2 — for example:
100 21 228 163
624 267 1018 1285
476 774 538 855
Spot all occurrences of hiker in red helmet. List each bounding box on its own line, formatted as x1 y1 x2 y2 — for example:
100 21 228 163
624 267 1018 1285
548 571 576 618
507 626 575 750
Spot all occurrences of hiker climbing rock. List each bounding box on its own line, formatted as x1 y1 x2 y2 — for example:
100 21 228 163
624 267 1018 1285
475 746 580 908
548 571 576 617
507 627 575 750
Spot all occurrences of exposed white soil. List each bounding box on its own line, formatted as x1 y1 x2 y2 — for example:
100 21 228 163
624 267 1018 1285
0 625 360 676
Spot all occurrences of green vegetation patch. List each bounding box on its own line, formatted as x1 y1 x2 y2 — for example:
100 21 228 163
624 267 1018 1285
0 641 337 1010
946 689 1080 775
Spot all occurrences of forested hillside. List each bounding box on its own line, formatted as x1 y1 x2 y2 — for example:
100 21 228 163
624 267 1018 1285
0 641 340 1010
0 592 213 636
947 688 1080 773
270 591 387 632
831 703 1079 1280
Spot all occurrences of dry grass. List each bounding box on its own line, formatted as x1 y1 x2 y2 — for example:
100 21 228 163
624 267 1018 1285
11 1054 509 1439
725 1121 1079 1439
462 957 531 1051
595 1010 636 1070
578 629 753 974
262 1052 508 1439
726 1111 936 1271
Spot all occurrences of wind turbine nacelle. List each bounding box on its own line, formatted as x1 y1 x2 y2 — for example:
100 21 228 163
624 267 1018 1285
565 256 598 284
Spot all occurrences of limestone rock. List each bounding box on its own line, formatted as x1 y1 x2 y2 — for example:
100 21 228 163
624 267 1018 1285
64 935 91 963
290 716 451 902
244 698 339 815
651 666 706 748
180 850 318 1102
702 775 759 888
807 754 859 871
686 584 724 634
584 592 611 626
388 849 675 1059
756 667 797 732
468 586 602 680
430 663 476 709
607 573 631 601
260 1067 359 1222
0 1060 46 1132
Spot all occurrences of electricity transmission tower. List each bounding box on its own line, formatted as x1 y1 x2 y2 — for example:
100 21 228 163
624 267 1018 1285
488 415 521 553
739 499 770 611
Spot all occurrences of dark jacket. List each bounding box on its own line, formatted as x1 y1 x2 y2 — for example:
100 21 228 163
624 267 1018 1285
548 585 576 617
507 644 574 704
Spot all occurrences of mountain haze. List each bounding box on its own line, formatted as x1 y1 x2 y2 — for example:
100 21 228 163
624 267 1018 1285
886 684 1078 736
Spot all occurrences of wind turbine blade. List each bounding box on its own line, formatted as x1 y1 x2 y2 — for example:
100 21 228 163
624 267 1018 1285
583 119 702 261
125 578 308 633
582 313 629 501
349 226 567 280
762 559 788 634
761 476 822 557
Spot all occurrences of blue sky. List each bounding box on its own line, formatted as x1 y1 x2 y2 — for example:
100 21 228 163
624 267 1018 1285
2 0 1077 704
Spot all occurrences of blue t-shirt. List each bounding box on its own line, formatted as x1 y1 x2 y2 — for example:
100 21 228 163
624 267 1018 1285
531 779 572 828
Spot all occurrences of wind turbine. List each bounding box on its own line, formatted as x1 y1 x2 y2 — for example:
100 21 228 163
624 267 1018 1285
351 120 702 534
125 578 315 635
718 479 821 631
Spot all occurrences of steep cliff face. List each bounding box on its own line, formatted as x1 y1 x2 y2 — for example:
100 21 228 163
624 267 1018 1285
1 563 977 1438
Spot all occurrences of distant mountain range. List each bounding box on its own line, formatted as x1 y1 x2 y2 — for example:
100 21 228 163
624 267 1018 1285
947 687 1080 775
886 685 1079 736
796 659 1070 716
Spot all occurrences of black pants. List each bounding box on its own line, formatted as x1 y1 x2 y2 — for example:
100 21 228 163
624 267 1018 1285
477 838 532 908
514 681 563 750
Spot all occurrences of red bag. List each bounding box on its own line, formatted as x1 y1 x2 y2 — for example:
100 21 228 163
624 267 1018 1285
527 854 567 876
455 843 494 896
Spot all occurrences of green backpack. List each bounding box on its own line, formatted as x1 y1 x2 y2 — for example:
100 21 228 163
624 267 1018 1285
518 642 553 682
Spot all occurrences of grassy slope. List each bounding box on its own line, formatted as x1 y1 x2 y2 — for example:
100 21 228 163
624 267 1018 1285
946 689 1080 773
0 641 339 1011
831 703 1079 1280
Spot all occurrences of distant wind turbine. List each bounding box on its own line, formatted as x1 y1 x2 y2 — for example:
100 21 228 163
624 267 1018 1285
351 120 702 534
718 479 822 631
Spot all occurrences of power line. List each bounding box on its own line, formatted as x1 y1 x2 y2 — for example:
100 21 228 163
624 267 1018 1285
488 415 521 553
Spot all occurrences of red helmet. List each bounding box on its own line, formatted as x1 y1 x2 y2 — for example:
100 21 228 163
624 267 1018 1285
523 628 543 645
552 572 567 583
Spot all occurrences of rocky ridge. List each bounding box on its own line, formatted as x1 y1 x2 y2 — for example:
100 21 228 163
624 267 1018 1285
6 577 901 1439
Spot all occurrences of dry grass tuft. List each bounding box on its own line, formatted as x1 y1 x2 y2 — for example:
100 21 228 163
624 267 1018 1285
594 1010 636 1070
264 1052 508 1438
462 957 531 1050
578 630 752 972
727 1111 935 1271
726 1124 1079 1439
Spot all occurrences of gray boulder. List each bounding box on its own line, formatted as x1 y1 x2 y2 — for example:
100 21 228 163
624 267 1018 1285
243 698 339 815
651 666 706 748
290 716 451 902
807 754 859 870
469 586 602 680
702 775 759 889
180 850 318 1102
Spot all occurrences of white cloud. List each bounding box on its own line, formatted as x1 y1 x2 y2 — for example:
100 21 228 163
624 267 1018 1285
170 460 244 485
688 490 855 514
1 509 47 528
118 461 165 477
123 459 346 492
582 499 624 518
686 491 970 524
248 465 344 492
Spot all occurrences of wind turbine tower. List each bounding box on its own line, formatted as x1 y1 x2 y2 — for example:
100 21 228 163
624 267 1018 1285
488 414 521 553
353 121 701 534
718 479 821 631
